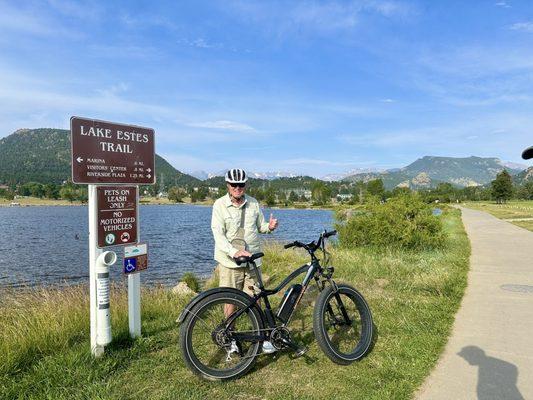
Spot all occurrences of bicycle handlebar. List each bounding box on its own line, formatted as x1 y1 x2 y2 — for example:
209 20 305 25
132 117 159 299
284 241 303 249
283 230 337 250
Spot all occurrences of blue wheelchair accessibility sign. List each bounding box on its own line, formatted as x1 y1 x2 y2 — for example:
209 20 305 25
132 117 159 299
124 257 137 274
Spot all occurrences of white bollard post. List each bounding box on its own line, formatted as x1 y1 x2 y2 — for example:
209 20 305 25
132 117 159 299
96 251 117 346
128 273 141 338
88 185 104 356
128 185 141 338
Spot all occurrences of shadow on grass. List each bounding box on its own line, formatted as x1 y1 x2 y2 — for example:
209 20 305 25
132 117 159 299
249 325 320 375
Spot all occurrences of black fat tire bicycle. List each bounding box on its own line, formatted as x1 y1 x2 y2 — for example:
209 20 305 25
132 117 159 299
178 230 373 381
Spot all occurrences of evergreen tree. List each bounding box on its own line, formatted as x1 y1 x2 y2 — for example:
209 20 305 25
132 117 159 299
491 170 513 204
288 190 299 203
367 179 385 199
516 181 533 200
311 181 332 205
168 186 183 202
264 187 276 207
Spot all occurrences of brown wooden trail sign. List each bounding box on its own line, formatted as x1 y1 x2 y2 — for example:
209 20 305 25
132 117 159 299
71 116 155 185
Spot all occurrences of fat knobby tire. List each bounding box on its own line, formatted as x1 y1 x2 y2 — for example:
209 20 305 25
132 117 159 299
313 283 373 365
179 290 263 381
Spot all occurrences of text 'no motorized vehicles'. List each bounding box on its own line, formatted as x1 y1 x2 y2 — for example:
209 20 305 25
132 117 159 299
97 186 138 248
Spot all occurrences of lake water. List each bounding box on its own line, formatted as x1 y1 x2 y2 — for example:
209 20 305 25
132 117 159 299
0 205 333 289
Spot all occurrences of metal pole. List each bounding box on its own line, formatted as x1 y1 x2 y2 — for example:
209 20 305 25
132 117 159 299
89 184 104 356
128 186 141 338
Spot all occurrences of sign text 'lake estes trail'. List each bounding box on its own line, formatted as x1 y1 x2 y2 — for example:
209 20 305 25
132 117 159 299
71 117 155 185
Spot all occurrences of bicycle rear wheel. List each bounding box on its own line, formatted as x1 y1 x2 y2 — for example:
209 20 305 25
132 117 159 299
179 290 263 380
313 283 373 365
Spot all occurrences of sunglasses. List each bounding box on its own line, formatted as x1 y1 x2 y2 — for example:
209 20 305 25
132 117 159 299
229 183 246 188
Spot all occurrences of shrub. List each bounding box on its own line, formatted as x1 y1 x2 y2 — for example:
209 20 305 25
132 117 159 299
335 193 446 249
180 272 200 292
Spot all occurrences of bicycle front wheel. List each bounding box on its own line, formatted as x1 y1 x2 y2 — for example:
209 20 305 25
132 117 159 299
179 290 263 380
313 283 373 365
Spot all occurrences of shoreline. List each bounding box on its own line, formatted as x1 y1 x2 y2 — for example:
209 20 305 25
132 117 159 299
0 197 336 210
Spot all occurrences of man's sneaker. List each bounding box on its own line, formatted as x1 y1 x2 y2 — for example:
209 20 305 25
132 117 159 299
262 340 277 354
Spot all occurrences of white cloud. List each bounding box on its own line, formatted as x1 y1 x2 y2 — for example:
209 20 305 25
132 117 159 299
337 112 533 162
495 1 511 8
88 44 160 59
405 44 533 106
46 0 102 19
160 152 230 172
0 85 169 118
0 2 81 38
118 13 178 31
186 120 256 132
227 0 414 37
177 38 227 50
284 158 364 167
510 22 533 32
95 83 130 97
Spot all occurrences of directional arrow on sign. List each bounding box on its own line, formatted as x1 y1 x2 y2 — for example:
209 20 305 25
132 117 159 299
147 168 151 172
147 174 151 179
76 157 84 163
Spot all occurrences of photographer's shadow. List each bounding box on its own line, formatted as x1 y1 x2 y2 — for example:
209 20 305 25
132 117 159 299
458 345 524 400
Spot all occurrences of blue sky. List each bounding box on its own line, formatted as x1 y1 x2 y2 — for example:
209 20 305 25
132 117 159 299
0 0 532 177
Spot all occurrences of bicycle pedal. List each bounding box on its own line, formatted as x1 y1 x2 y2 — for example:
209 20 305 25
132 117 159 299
281 338 307 357
293 346 308 358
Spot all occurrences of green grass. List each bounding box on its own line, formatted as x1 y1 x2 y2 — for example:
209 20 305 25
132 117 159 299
0 209 470 400
512 220 533 231
463 200 533 231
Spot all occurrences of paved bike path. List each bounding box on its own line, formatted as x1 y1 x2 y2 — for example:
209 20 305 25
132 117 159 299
416 207 533 400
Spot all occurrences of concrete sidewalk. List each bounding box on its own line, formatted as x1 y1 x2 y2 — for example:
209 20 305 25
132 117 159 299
416 207 533 400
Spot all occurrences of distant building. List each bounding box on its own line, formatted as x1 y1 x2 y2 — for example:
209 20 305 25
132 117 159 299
208 187 219 194
284 188 311 198
336 193 353 201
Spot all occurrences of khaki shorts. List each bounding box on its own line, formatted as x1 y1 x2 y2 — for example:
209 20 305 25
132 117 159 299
219 264 259 296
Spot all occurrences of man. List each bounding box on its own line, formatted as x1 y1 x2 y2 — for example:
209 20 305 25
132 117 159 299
211 168 278 353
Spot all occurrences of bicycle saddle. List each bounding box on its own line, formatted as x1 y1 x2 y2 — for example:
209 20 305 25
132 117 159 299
234 252 264 266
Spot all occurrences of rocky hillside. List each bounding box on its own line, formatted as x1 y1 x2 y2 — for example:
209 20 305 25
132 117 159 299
513 167 533 183
0 128 200 187
344 156 523 189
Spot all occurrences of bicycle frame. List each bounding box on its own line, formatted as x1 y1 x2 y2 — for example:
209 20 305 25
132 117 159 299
227 258 323 343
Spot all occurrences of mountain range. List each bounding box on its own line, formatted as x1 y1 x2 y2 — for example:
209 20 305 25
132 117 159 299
0 128 530 189
342 156 526 189
189 170 300 181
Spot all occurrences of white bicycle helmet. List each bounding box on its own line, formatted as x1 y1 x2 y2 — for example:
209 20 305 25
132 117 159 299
225 168 248 183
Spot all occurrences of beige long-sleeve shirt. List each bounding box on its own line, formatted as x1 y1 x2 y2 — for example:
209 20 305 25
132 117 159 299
211 194 271 269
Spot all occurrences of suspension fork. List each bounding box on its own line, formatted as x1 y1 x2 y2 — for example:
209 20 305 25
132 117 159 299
316 276 338 324
324 278 352 325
